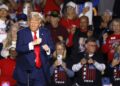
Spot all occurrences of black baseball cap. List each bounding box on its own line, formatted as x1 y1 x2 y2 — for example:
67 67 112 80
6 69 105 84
50 11 60 17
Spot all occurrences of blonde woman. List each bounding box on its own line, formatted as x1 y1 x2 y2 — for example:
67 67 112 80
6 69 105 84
50 42 74 86
1 23 19 58
0 23 18 86
60 1 80 33
102 19 120 63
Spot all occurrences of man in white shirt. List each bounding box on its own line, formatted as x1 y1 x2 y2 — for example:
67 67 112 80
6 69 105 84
72 37 106 86
14 12 54 86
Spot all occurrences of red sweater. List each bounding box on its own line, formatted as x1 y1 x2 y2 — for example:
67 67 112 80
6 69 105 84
0 58 16 85
60 17 80 30
102 34 120 62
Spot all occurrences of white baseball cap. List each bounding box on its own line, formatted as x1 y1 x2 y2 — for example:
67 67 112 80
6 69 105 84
66 1 76 8
104 9 112 16
0 4 8 11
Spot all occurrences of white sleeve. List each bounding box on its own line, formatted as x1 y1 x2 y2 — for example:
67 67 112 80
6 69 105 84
46 48 51 55
84 2 93 25
1 49 9 58
79 13 84 17
28 42 34 50
72 63 83 72
94 61 106 72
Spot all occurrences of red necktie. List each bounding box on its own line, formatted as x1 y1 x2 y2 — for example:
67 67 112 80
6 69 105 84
34 32 41 68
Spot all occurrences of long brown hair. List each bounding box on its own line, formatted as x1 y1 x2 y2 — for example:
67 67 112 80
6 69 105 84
3 24 19 48
53 42 67 60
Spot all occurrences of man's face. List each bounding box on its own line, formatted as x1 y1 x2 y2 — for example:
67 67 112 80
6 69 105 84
29 17 41 32
50 16 59 28
86 41 97 53
80 18 88 29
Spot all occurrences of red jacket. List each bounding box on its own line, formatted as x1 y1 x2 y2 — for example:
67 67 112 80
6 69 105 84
102 34 120 62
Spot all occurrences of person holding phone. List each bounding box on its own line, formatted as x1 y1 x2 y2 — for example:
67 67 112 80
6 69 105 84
50 42 74 86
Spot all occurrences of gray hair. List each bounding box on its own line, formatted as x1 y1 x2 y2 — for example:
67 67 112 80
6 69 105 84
29 12 44 21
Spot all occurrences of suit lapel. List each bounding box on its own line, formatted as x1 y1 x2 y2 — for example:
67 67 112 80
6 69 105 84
39 28 46 45
26 28 33 42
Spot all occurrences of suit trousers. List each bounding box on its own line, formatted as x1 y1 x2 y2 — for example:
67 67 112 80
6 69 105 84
17 79 46 86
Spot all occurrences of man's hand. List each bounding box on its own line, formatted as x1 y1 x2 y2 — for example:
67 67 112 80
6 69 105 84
42 44 50 52
88 58 94 64
32 38 42 45
80 58 87 65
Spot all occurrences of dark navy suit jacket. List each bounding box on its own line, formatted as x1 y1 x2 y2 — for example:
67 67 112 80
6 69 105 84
13 27 54 85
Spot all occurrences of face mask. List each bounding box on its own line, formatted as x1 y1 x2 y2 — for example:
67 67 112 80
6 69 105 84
10 13 16 20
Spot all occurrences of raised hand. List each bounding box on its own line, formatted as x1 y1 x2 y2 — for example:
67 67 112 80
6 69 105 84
80 58 87 65
88 58 95 64
42 44 50 52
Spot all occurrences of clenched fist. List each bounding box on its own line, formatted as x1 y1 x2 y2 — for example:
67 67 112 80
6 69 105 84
88 58 94 64
80 58 87 65
32 38 42 45
42 44 50 52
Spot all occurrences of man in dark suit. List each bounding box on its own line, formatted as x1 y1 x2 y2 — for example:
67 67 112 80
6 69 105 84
13 12 54 86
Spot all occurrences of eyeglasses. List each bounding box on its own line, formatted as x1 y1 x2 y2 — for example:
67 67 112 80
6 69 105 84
88 44 96 47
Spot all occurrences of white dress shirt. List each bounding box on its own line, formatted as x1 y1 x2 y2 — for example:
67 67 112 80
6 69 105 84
72 54 106 72
28 29 50 55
